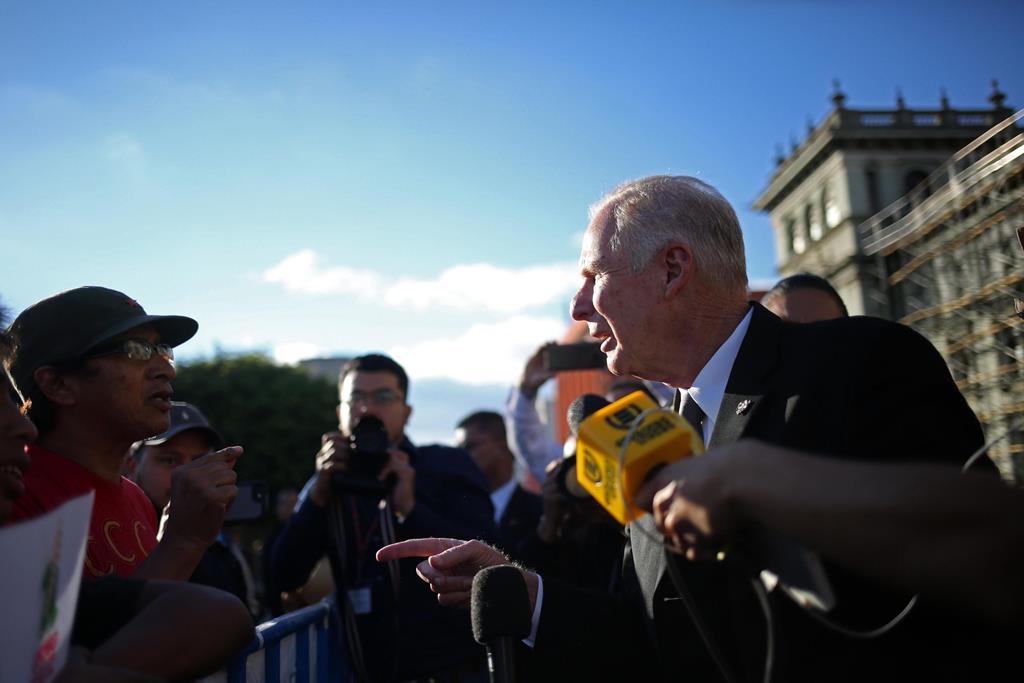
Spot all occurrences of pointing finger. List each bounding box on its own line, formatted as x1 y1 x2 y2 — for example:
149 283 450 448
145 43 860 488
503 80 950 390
377 538 463 563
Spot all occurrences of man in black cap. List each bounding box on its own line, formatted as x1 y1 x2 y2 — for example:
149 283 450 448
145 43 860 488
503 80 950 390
0 300 254 681
4 286 242 581
129 401 258 614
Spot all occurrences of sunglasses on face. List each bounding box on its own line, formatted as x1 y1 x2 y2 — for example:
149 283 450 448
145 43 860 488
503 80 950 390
87 339 175 362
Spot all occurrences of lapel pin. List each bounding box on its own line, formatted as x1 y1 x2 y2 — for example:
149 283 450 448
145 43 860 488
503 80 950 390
736 399 752 415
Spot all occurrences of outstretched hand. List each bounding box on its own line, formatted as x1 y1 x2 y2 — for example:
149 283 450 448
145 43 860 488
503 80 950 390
377 538 525 608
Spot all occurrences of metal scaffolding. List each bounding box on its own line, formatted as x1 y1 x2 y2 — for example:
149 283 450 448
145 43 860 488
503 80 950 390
860 109 1024 480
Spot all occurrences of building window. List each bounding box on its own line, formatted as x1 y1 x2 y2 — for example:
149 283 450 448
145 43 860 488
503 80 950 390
823 186 841 228
866 166 881 214
807 203 822 241
787 217 806 255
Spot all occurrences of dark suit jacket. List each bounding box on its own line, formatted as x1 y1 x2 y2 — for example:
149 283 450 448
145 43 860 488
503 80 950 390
534 304 992 682
498 483 543 562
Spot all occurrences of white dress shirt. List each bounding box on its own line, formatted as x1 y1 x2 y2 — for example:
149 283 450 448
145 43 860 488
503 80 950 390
525 307 754 646
490 476 518 524
684 307 753 444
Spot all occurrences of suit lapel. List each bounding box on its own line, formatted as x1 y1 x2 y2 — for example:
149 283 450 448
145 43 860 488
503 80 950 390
636 306 786 602
708 304 784 448
631 516 667 617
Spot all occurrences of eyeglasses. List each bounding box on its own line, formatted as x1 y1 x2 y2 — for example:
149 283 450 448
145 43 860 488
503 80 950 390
87 339 175 362
341 389 402 407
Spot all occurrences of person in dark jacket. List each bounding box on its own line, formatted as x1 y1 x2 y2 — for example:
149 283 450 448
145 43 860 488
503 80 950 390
272 354 496 682
454 410 542 562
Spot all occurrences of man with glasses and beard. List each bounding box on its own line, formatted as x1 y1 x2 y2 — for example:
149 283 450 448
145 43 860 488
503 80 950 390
272 353 496 682
5 286 242 581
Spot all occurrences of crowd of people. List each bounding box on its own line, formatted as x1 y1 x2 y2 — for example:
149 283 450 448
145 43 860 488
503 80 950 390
3 174 1023 682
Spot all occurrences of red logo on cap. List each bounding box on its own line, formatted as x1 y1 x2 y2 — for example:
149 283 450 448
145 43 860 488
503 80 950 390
125 297 140 308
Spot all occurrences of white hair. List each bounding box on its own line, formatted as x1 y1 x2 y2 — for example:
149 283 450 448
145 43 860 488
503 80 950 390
590 175 748 293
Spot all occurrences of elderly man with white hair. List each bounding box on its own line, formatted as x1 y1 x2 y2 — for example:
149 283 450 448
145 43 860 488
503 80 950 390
380 175 994 682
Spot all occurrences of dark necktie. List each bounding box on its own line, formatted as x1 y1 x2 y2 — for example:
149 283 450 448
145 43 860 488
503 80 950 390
680 390 706 443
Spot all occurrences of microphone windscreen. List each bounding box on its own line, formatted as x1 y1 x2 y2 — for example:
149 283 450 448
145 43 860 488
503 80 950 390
567 394 611 436
471 565 532 644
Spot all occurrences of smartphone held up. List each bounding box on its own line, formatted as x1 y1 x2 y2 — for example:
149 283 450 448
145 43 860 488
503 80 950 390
543 342 607 372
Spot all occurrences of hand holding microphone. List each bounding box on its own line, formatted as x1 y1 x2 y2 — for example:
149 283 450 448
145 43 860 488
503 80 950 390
634 446 741 561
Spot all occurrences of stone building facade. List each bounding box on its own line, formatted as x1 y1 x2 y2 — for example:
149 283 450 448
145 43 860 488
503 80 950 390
756 82 1024 479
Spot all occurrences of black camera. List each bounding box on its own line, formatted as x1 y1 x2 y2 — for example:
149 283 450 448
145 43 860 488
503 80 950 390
555 455 592 501
332 416 395 498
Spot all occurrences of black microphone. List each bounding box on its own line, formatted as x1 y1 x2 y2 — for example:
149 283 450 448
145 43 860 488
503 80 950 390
471 565 532 683
559 394 611 500
566 393 611 436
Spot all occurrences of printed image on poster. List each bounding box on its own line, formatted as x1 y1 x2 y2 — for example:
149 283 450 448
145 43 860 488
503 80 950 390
0 491 94 683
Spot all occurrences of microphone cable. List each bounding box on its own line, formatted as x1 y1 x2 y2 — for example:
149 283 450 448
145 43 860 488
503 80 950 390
616 406 1023 681
773 418 1020 641
617 405 752 683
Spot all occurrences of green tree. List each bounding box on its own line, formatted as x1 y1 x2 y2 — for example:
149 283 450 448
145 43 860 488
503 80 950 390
172 354 337 493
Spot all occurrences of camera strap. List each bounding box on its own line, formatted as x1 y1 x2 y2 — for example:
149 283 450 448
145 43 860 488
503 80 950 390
380 497 401 603
326 495 374 683
347 498 381 583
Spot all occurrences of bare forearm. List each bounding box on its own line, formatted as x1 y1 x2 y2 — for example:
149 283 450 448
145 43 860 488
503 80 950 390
132 535 207 580
729 443 1024 621
91 581 254 679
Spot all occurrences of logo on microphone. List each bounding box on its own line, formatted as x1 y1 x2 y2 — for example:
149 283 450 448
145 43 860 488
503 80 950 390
582 449 602 484
604 405 642 430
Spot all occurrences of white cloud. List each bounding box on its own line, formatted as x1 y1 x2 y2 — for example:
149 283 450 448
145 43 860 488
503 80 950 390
384 262 578 314
390 315 565 385
273 341 323 365
262 249 381 297
263 249 579 315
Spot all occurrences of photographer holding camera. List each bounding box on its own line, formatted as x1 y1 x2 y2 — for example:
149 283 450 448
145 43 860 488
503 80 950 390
271 354 496 682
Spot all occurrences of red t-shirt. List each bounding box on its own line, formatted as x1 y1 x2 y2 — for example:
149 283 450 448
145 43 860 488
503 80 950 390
10 444 159 578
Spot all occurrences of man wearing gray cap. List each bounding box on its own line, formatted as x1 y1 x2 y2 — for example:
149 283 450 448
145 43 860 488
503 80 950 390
4 286 242 581
130 401 225 514
130 401 258 614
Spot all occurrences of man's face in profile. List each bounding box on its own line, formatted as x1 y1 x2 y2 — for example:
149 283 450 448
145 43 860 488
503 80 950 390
338 370 412 445
0 371 36 522
69 325 177 441
571 208 662 378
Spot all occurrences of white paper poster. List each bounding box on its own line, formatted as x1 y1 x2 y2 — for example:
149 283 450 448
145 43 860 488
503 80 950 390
0 492 94 683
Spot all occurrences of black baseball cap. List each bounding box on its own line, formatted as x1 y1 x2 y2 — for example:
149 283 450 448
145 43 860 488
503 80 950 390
6 286 198 400
138 401 223 449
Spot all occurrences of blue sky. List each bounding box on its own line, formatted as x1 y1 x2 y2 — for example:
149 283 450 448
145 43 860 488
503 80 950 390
2 0 1022 443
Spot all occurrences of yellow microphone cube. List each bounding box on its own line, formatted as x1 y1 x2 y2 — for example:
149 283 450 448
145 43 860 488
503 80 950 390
575 391 704 525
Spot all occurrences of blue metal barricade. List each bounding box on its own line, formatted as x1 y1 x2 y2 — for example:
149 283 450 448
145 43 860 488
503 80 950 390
202 598 350 683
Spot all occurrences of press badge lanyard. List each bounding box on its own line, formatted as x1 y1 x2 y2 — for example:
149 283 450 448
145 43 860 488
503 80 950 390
348 497 381 585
